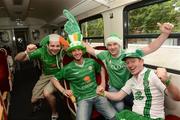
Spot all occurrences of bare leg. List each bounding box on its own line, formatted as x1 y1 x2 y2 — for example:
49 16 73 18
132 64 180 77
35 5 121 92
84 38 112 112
43 90 58 117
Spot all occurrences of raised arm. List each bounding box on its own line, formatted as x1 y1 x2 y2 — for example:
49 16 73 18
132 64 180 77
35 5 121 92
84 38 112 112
82 41 96 56
141 22 174 55
15 44 37 61
156 68 180 101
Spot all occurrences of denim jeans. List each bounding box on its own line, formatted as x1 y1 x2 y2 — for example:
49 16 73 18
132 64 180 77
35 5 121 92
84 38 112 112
76 96 116 120
108 86 125 112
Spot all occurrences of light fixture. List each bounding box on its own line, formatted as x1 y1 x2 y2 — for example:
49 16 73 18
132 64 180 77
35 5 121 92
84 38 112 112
15 18 23 26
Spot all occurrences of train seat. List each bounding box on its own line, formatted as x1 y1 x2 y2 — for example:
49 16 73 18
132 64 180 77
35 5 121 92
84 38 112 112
0 48 11 116
165 115 180 120
0 48 10 93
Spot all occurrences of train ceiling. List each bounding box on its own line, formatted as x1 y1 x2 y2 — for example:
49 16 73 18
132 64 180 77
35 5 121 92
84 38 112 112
0 0 113 26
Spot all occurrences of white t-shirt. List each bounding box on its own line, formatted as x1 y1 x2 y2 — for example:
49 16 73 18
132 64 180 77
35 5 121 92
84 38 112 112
122 67 166 119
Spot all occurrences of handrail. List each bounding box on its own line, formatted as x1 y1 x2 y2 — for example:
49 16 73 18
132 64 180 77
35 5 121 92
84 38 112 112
144 64 180 75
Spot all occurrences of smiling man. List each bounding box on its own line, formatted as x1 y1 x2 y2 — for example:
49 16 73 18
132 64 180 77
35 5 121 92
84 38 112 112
15 34 68 120
50 32 116 120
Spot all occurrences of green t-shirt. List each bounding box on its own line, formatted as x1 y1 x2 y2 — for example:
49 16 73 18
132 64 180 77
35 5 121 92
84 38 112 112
54 58 101 102
28 47 63 75
96 50 135 90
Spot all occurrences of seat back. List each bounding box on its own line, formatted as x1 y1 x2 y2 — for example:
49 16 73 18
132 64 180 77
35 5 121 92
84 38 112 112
165 115 180 120
0 48 10 93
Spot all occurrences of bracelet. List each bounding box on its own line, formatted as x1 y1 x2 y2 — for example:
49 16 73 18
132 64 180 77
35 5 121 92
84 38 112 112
165 79 171 86
101 91 106 97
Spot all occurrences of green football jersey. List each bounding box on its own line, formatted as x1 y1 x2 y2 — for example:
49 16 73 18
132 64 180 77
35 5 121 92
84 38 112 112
96 50 132 90
28 47 62 75
54 58 101 102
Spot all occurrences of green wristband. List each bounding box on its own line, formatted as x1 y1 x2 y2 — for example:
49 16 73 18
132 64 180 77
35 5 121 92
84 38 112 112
100 91 106 97
165 79 171 86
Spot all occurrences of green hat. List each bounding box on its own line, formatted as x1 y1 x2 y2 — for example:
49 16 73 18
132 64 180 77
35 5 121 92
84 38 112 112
66 32 86 53
105 33 123 48
122 49 144 61
63 9 86 56
39 34 67 47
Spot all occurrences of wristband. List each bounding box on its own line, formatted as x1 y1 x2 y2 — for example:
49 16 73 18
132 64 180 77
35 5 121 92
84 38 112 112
101 91 106 97
165 79 171 86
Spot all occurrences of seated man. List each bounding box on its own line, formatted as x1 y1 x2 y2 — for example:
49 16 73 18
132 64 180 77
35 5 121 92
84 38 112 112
97 49 179 120
50 32 116 120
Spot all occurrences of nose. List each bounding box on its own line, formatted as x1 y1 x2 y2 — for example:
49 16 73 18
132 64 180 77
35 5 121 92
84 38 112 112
127 62 133 68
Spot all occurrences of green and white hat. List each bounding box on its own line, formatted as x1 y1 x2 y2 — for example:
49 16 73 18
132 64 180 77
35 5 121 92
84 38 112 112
39 34 68 47
105 34 123 47
63 9 86 56
66 32 86 53
121 49 144 61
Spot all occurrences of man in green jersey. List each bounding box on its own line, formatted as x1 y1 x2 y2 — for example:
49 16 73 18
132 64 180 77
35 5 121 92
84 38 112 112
15 34 68 120
83 22 174 111
50 31 116 120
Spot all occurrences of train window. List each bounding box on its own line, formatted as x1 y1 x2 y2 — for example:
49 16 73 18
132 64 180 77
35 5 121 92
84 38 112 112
124 0 180 72
124 0 180 46
80 14 104 47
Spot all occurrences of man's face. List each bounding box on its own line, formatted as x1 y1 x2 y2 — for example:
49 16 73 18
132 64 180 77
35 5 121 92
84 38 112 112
71 49 83 61
107 42 120 57
47 40 61 55
125 58 144 76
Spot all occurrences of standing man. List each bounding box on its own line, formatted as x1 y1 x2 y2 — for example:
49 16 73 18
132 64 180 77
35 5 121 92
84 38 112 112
83 22 174 111
15 34 68 120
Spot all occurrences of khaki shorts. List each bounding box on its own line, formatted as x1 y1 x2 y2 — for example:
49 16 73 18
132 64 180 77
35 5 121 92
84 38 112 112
32 74 56 99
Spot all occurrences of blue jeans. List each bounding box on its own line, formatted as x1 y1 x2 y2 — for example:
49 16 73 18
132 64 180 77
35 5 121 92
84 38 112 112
76 96 116 120
108 86 124 112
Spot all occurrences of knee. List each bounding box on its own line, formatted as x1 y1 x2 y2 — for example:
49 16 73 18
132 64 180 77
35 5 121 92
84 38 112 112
43 90 55 99
43 90 51 98
31 97 38 103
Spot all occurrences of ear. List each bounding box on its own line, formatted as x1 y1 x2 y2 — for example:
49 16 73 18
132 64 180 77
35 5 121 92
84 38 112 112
139 58 144 65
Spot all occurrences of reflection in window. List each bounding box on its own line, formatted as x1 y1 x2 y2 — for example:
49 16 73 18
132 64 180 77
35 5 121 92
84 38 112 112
81 17 104 37
80 15 104 47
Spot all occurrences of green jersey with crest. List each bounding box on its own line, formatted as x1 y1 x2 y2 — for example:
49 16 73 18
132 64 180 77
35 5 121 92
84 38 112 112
28 47 62 75
96 50 136 90
54 58 101 102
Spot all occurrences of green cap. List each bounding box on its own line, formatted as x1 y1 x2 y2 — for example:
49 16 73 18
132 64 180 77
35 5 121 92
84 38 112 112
122 49 144 61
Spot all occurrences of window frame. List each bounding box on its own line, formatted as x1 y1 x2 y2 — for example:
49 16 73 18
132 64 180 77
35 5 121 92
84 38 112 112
79 14 104 41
